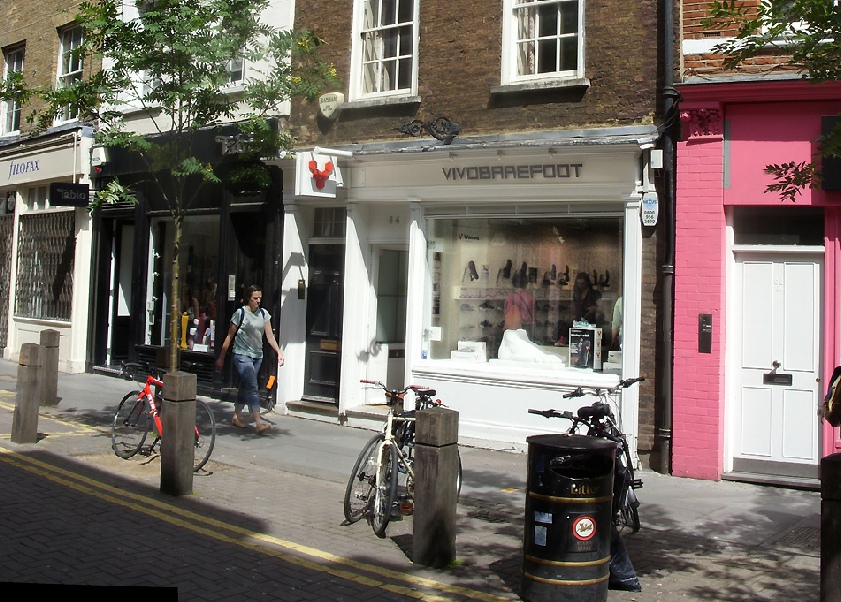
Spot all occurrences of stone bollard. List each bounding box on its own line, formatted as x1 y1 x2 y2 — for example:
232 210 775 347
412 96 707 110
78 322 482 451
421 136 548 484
39 329 60 406
160 371 197 496
11 344 44 444
413 406 459 568
822 453 841 600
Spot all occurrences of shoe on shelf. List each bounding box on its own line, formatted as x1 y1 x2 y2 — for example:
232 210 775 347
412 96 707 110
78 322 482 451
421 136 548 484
232 417 247 428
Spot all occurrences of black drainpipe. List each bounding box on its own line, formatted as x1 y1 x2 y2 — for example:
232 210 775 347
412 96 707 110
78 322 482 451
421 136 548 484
659 0 680 474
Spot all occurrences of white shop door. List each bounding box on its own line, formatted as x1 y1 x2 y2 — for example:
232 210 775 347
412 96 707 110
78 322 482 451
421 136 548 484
731 252 822 479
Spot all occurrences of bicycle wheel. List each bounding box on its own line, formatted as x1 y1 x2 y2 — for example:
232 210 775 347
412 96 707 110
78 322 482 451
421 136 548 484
614 445 641 533
112 391 151 459
193 399 216 472
370 441 398 539
344 433 383 523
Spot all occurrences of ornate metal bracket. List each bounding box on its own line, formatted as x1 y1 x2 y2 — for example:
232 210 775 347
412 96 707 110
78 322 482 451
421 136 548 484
396 116 461 145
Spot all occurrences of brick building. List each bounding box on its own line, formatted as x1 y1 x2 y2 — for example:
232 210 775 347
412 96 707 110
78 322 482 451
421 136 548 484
278 0 668 462
0 2 100 371
674 0 841 486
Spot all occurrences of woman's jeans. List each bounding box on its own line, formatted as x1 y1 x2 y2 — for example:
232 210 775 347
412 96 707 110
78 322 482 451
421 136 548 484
233 353 263 413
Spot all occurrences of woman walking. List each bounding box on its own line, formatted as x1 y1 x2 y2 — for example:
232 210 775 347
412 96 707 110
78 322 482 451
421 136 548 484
215 285 284 434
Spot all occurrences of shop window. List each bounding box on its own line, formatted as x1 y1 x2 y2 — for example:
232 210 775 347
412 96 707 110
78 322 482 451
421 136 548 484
427 216 622 369
15 210 75 321
376 249 407 344
313 207 346 238
733 206 824 246
148 215 220 351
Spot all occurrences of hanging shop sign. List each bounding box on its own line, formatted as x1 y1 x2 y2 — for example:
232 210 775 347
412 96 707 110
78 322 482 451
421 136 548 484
50 182 90 207
641 191 658 226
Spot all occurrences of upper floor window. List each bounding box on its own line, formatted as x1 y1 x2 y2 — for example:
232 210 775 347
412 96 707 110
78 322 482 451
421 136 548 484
351 0 418 100
2 45 24 135
225 57 245 86
502 0 584 85
57 26 84 122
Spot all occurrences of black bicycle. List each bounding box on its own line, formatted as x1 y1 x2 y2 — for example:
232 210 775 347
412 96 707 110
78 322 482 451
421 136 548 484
529 376 645 533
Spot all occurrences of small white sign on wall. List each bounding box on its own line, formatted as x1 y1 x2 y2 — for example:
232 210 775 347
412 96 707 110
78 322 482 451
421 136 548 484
641 192 659 227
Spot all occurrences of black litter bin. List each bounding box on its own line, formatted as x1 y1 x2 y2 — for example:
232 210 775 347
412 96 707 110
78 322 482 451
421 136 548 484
521 433 617 602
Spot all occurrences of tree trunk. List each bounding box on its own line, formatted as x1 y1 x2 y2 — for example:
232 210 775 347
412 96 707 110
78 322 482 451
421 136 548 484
169 213 183 373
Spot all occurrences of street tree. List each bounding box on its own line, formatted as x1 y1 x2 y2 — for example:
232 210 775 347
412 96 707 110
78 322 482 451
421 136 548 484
8 0 337 370
707 0 841 201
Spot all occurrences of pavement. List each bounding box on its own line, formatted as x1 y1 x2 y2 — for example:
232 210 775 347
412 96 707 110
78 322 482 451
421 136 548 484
0 358 822 601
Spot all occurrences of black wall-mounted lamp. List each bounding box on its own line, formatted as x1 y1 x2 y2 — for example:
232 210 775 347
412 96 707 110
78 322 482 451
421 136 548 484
396 116 461 145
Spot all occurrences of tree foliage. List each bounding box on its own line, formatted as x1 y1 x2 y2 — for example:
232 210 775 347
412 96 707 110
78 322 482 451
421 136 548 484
13 0 337 368
706 0 841 201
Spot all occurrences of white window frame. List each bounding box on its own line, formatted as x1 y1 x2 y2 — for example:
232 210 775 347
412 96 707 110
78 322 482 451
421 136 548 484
501 0 585 86
224 57 245 88
349 0 419 101
56 25 84 123
2 45 24 136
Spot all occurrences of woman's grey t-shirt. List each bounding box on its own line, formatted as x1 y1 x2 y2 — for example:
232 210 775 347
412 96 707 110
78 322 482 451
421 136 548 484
231 307 271 358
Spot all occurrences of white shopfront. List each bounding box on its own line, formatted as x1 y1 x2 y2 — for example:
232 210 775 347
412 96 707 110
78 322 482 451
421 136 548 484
0 127 95 372
279 127 657 449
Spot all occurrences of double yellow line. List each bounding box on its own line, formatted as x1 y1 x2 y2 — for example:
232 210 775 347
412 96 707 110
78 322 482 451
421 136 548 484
0 445 514 601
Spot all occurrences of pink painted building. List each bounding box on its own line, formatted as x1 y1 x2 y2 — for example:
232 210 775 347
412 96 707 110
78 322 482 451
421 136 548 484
673 78 841 486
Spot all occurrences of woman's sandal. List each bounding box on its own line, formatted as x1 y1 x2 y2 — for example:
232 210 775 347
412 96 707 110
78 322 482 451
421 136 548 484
231 417 247 428
256 423 271 435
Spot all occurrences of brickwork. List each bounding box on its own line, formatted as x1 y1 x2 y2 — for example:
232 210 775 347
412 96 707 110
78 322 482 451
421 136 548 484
637 228 660 453
292 0 660 145
680 0 799 80
0 1 100 135
672 115 726 480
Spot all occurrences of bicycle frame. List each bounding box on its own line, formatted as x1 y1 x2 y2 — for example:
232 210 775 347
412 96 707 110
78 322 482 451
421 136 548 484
125 365 198 447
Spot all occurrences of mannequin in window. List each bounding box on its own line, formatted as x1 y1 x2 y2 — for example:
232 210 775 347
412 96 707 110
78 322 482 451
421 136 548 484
504 269 535 331
573 271 602 324
499 269 562 364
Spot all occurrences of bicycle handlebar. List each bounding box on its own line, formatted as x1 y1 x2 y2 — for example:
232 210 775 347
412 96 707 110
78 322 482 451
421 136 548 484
528 408 574 420
562 377 645 399
359 380 441 406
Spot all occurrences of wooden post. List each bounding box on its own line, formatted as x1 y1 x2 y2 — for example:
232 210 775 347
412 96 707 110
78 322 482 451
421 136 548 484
822 453 841 600
160 371 197 496
11 344 44 444
39 329 60 406
413 406 459 568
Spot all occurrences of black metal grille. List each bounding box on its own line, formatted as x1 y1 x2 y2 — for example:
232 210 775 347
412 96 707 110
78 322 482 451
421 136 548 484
15 211 75 321
0 215 13 348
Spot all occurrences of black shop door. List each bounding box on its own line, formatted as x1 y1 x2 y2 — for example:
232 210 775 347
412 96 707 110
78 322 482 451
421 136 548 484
302 244 344 405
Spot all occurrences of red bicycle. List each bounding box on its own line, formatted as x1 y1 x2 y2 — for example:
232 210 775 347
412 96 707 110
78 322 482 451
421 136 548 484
111 362 216 472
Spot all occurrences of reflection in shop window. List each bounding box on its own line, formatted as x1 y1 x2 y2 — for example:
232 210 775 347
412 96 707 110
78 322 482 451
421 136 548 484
148 215 220 352
428 216 622 369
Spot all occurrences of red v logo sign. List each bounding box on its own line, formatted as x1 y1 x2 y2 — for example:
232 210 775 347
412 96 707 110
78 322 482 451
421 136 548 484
308 159 334 190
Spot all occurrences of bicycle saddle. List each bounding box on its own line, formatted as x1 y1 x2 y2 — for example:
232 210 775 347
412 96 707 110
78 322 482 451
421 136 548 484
577 402 613 420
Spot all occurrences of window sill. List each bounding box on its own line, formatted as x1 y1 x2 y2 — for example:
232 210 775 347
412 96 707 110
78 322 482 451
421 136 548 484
490 78 590 95
342 95 421 111
412 358 619 389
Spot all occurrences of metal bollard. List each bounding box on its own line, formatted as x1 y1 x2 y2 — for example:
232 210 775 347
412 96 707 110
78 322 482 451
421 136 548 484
821 453 841 600
413 406 459 568
11 344 44 444
160 371 197 496
39 329 60 406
